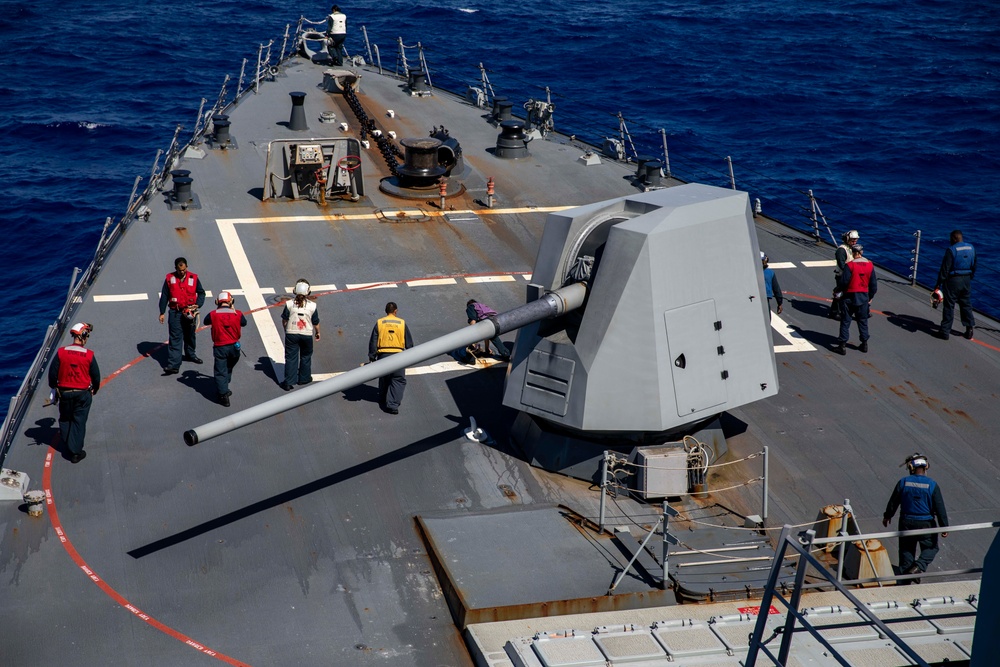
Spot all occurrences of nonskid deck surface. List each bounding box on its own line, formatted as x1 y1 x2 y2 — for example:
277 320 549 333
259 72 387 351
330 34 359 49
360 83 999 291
1 54 998 666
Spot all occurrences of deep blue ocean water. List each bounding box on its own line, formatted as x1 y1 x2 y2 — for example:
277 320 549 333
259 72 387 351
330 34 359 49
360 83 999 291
2 0 998 419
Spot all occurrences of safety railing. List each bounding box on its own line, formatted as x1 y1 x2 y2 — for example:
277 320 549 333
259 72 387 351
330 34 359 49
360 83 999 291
745 520 999 666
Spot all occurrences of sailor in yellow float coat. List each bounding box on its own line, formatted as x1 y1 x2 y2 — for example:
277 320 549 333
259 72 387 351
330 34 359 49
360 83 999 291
368 302 414 414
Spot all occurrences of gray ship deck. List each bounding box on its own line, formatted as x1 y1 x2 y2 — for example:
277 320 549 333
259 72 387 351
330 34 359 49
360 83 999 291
1 47 998 667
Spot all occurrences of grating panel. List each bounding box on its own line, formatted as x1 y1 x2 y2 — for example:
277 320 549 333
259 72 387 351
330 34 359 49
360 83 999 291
801 607 880 642
838 645 914 667
654 621 727 657
866 605 936 638
912 639 969 663
914 598 977 633
594 632 666 662
532 636 606 667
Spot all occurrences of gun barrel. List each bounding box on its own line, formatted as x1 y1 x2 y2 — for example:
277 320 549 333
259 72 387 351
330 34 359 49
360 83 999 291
183 282 586 445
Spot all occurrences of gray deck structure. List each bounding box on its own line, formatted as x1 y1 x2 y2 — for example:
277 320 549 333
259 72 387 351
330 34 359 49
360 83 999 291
1 29 998 667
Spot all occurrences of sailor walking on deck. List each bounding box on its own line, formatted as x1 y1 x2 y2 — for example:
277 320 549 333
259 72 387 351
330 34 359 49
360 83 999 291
829 230 859 319
48 323 101 463
761 253 783 319
833 244 877 355
203 291 247 407
326 5 347 66
158 257 206 374
883 453 949 584
933 230 976 340
369 302 413 415
280 279 321 391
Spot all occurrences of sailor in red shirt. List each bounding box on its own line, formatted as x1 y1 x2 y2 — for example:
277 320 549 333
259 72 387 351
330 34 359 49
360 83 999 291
833 244 878 355
203 291 248 407
158 257 206 374
47 323 101 463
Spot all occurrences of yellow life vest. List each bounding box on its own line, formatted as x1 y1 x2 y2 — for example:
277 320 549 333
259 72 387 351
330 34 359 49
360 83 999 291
376 315 406 352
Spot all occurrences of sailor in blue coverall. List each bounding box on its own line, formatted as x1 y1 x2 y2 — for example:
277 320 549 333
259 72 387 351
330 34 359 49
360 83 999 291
883 453 949 583
934 229 976 340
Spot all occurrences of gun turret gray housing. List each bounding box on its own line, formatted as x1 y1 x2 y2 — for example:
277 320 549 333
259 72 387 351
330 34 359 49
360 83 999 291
504 184 779 433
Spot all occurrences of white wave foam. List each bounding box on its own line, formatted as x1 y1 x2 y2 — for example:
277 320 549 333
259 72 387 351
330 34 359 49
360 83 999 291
457 8 478 13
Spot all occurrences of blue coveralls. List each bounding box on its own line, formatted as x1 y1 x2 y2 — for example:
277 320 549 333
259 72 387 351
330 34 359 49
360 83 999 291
883 474 949 575
937 241 976 334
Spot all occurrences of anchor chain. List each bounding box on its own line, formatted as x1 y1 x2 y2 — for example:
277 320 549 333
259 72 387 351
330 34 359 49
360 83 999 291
342 85 403 177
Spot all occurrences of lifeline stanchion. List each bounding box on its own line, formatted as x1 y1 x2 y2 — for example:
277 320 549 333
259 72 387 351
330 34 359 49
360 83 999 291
598 450 609 532
762 445 769 525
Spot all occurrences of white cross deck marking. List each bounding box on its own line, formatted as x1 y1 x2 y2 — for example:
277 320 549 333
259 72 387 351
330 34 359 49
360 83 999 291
216 219 286 377
345 282 397 290
282 284 338 293
802 259 837 267
93 293 148 302
767 261 796 269
770 312 817 353
215 205 575 225
311 357 506 381
406 278 457 287
466 275 516 283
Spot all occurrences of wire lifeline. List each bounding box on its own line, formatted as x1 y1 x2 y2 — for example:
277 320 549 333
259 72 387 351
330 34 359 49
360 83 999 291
608 476 764 497
615 449 764 471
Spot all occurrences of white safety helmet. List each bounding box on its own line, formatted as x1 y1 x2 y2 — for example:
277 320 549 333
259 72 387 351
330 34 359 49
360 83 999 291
70 322 93 337
847 230 860 240
904 452 929 473
216 291 233 305
293 280 311 296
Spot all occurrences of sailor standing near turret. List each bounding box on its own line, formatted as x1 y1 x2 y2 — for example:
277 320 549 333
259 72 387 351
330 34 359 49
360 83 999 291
369 302 414 415
48 323 101 463
326 5 347 66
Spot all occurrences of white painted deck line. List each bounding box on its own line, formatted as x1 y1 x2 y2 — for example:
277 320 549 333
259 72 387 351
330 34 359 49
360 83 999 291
216 205 576 225
345 282 398 290
216 219 286 375
310 357 506 381
282 284 338 293
466 275 517 283
93 294 148 302
771 312 818 353
406 278 458 287
768 262 796 269
227 287 275 296
802 260 837 267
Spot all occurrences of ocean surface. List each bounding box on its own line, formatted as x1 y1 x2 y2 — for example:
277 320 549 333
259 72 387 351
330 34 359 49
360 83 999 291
2 0 998 419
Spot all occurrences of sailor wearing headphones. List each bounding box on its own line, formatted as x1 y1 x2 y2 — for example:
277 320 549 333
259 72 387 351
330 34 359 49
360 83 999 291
883 453 949 584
